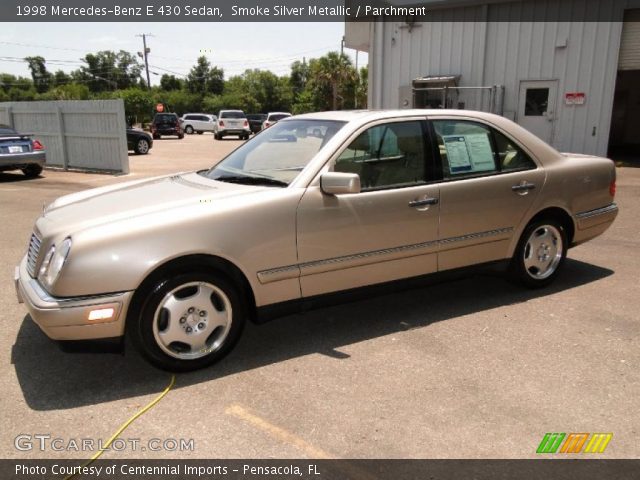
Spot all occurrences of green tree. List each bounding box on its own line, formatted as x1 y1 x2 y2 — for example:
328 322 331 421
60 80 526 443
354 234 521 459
25 56 51 93
311 52 357 110
74 50 142 92
52 70 71 87
159 74 182 91
38 84 90 100
186 56 224 95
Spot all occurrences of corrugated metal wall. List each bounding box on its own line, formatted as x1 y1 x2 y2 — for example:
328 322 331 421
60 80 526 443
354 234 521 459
0 99 129 173
368 0 640 156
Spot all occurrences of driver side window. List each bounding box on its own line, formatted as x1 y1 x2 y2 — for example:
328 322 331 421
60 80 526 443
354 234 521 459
334 121 427 190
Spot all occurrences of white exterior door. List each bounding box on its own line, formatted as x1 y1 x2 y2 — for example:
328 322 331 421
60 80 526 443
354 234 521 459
517 80 558 144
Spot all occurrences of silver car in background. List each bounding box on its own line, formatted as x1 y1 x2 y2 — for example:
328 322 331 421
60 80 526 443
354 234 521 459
15 110 618 371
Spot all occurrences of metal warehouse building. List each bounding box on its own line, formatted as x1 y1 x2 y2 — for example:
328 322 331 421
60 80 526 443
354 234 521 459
346 0 640 157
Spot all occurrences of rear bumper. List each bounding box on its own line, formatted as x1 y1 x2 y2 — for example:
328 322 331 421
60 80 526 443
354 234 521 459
573 203 618 246
15 257 133 341
219 128 251 135
0 151 45 169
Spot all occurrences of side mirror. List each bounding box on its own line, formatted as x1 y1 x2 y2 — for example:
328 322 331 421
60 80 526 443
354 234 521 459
320 172 361 195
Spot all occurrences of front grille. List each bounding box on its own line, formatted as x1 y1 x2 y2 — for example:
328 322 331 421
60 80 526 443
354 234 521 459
26 233 42 278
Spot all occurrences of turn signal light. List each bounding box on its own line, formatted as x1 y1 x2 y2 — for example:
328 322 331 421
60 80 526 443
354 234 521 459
88 308 115 321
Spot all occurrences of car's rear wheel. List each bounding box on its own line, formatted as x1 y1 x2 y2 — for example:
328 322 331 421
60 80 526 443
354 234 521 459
134 138 150 155
511 218 567 288
178 133 184 139
129 271 246 372
22 164 43 178
153 133 160 139
185 125 194 134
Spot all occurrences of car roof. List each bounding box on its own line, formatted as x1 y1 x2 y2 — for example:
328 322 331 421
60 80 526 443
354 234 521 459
267 112 291 116
220 109 244 113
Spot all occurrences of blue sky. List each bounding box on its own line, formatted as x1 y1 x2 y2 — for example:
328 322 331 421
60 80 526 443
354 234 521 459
0 22 368 83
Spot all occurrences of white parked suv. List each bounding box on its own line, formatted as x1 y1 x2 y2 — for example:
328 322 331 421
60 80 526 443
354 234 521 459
179 113 217 134
262 112 292 130
214 110 251 140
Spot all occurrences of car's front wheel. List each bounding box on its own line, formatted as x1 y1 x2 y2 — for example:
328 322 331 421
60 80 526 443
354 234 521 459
22 164 43 178
134 138 150 155
511 218 567 288
130 271 247 371
184 125 194 134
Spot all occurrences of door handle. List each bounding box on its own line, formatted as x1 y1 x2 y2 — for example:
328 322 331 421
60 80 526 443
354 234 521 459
511 181 536 195
409 197 439 208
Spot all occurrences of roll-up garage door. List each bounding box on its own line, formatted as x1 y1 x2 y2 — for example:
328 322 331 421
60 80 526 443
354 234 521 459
619 9 640 70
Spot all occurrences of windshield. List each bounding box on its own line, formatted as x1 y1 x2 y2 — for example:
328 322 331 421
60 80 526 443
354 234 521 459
220 111 245 119
202 119 345 186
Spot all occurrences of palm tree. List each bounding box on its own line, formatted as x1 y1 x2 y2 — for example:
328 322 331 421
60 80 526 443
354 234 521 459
315 52 356 110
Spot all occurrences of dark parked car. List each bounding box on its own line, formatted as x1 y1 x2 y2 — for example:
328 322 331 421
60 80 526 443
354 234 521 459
246 113 267 134
0 125 46 178
126 128 153 155
151 113 183 139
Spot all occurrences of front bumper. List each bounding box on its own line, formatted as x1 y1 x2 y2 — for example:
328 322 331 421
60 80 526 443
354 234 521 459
0 151 45 170
14 256 133 340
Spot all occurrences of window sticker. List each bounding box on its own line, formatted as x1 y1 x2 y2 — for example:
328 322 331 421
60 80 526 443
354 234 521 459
442 133 495 174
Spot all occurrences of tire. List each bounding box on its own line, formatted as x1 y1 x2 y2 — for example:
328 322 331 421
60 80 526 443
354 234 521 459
153 133 160 140
22 164 43 178
178 134 184 139
134 138 150 155
129 271 247 372
510 218 567 288
184 125 194 134
196 131 203 135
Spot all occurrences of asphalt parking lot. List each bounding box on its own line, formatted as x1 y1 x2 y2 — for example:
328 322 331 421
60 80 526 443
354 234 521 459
1 133 639 460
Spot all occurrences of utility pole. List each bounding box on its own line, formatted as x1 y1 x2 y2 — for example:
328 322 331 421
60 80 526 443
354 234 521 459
136 33 153 89
340 36 345 56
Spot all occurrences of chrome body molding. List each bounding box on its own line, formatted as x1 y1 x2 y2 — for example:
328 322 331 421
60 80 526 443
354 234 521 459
575 203 618 220
257 227 514 284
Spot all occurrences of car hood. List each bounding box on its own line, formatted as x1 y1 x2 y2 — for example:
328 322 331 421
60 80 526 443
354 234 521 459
38 172 268 237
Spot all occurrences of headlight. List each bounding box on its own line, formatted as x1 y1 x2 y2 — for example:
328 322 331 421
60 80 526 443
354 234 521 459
38 237 72 288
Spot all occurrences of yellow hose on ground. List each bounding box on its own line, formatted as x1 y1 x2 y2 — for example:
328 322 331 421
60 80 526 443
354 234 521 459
62 374 176 480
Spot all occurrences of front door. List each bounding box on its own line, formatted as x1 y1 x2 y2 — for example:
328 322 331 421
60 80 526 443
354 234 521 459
296 119 440 297
517 80 558 144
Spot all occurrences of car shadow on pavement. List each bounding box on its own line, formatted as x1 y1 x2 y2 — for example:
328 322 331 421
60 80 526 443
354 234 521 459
0 172 42 183
12 258 613 411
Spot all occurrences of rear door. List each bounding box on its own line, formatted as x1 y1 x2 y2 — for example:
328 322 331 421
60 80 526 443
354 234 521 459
430 117 545 271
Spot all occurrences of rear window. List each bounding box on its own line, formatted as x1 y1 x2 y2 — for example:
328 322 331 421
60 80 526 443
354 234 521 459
269 114 290 122
220 111 246 119
0 127 17 135
154 114 177 122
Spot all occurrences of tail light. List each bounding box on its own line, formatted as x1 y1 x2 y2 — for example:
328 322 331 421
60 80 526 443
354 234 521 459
609 179 616 197
243 120 249 127
265 122 270 128
32 140 44 150
219 121 225 127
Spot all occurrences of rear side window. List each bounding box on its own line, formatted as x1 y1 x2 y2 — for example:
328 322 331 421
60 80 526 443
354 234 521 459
221 111 245 119
432 120 497 177
432 120 535 178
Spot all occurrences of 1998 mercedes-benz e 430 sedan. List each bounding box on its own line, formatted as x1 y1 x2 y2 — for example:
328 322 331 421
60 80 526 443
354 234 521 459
15 110 618 371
